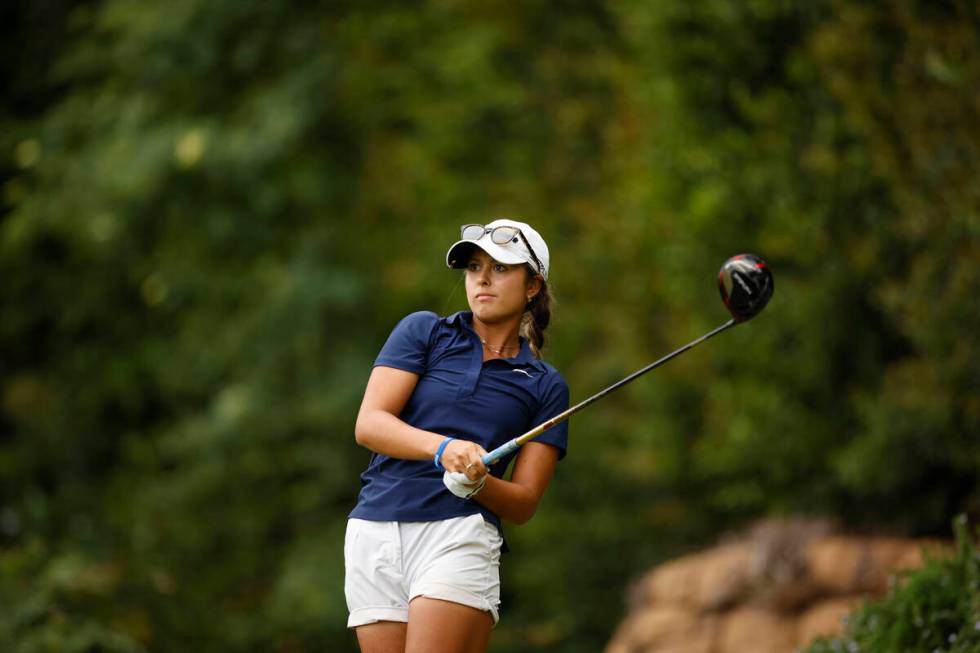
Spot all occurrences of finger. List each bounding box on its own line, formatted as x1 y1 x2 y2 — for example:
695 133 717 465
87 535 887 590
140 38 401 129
473 447 490 475
447 442 489 477
463 459 488 481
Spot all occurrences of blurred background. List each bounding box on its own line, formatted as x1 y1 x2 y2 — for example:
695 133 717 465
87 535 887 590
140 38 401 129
1 1 977 652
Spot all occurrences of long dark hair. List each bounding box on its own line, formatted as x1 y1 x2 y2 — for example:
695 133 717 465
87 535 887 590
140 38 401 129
520 269 554 359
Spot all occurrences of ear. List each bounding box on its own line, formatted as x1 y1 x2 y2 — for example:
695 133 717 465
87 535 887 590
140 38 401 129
525 274 543 301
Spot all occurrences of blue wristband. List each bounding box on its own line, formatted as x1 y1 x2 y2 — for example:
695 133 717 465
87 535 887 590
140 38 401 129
434 437 455 470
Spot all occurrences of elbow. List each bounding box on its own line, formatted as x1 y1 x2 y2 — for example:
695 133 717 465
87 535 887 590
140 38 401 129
511 512 534 526
494 485 545 526
354 412 373 448
509 501 539 526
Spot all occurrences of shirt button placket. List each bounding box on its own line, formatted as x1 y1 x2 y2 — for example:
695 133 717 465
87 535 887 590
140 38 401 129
457 335 485 399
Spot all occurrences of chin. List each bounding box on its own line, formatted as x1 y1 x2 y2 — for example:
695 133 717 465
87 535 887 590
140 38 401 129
472 306 515 323
470 306 492 321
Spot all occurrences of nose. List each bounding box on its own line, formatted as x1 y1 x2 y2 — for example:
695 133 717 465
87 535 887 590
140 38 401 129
473 264 491 285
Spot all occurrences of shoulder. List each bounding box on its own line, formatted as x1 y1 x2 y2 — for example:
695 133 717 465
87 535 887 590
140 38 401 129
529 358 569 396
395 310 470 331
524 350 563 377
388 310 442 339
379 311 441 352
385 311 467 350
397 310 441 329
376 311 450 371
531 358 564 380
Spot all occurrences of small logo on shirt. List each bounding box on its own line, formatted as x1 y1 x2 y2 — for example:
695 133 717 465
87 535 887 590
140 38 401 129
512 369 533 379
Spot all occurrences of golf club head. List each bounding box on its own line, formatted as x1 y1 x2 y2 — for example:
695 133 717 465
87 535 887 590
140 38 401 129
718 253 774 323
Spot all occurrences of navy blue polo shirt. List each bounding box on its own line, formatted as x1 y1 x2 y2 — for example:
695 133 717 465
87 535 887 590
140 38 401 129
349 311 569 535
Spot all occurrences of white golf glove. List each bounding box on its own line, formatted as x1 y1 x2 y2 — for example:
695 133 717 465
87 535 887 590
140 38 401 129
443 471 487 499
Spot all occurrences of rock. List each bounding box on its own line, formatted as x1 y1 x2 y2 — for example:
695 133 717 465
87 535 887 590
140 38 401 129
717 607 796 653
796 597 861 644
806 536 868 594
695 543 753 611
606 518 944 653
807 536 937 595
635 555 705 609
605 607 715 653
745 518 831 610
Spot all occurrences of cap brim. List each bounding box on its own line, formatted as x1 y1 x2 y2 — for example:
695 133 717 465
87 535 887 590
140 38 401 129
446 239 528 269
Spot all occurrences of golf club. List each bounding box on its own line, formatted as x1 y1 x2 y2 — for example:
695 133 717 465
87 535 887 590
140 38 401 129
480 253 774 466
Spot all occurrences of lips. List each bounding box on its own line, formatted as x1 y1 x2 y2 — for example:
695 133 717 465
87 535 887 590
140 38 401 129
474 293 496 301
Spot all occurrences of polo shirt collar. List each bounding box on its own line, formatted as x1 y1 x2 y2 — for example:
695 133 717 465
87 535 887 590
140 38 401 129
447 311 538 366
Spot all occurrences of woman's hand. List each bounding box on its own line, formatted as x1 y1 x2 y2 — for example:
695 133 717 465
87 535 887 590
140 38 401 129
439 440 488 500
466 442 560 524
438 439 489 481
442 471 487 499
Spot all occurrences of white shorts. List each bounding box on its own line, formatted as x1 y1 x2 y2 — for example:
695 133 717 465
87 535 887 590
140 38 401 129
344 514 503 628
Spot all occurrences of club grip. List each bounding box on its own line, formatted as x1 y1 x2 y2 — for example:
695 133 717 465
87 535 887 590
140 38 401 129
481 439 520 466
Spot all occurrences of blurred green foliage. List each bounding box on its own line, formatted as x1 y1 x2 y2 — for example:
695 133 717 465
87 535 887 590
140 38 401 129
805 516 980 653
1 0 978 651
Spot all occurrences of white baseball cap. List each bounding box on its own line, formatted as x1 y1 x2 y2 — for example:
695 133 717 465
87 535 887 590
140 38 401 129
445 219 550 280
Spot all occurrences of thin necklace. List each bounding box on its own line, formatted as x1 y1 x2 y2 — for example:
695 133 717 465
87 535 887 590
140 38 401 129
480 337 518 355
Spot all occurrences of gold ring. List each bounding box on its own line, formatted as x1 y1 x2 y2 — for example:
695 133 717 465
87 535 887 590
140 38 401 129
466 463 476 470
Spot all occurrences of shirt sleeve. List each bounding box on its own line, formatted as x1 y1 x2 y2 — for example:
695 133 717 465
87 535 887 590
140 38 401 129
373 311 440 375
529 372 570 460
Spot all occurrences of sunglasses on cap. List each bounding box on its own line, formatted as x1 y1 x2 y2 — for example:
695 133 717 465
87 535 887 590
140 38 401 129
460 223 545 277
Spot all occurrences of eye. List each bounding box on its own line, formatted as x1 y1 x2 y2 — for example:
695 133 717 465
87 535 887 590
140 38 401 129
467 261 481 271
493 263 508 273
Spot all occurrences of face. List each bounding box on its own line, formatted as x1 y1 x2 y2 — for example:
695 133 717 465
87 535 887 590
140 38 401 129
465 249 541 324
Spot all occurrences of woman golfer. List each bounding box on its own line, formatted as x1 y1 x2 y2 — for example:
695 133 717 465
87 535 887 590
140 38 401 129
345 219 569 653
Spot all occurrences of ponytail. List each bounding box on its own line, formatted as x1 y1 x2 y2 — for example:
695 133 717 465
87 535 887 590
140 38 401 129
520 276 554 359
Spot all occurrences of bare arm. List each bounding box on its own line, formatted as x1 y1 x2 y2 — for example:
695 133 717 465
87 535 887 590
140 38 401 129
471 441 560 525
354 366 486 470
